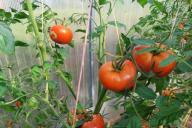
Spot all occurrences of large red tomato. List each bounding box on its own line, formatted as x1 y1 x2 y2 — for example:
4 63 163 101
49 25 73 44
99 60 136 92
132 44 176 77
81 114 105 128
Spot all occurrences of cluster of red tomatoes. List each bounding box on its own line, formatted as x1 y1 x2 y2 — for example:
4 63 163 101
99 43 176 92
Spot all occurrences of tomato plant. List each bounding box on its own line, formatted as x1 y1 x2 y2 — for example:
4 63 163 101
0 0 192 127
49 25 73 45
0 0 78 127
112 0 192 127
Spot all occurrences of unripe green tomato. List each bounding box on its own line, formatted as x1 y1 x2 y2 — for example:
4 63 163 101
27 97 39 109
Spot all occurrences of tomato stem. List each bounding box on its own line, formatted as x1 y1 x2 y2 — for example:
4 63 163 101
94 88 107 114
57 70 77 100
96 1 106 96
25 0 49 101
112 57 126 71
25 0 47 64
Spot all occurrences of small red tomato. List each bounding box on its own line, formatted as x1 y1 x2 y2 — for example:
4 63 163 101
49 25 73 44
178 23 184 29
99 60 136 92
15 101 22 108
142 121 150 128
81 114 105 128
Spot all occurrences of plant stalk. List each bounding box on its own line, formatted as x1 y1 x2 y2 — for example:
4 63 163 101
25 0 47 64
57 70 77 99
25 0 49 101
94 88 107 114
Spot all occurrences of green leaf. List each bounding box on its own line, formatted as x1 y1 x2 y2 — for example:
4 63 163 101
5 12 12 19
153 0 166 13
99 0 107 5
57 47 70 59
151 77 169 93
132 39 155 45
15 41 29 47
0 104 16 112
35 112 48 124
40 9 57 20
150 97 182 126
136 47 156 55
0 22 15 54
137 0 148 7
75 29 86 33
159 54 177 67
95 25 106 33
135 83 156 99
127 116 141 128
183 50 192 57
0 82 7 97
175 59 192 73
134 25 142 33
121 33 131 50
108 21 126 29
57 70 76 99
26 24 33 33
68 40 75 48
22 2 39 10
14 12 28 19
11 8 17 12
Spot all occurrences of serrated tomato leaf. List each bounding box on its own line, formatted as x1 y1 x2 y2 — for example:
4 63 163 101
127 116 141 128
135 83 156 99
99 0 107 5
121 33 131 50
0 82 7 97
0 22 15 54
108 21 126 29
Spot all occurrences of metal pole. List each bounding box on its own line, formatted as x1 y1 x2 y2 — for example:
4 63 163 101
88 0 94 107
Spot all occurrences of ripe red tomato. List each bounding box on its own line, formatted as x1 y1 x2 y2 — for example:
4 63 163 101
81 114 105 128
49 25 73 44
15 101 22 108
132 44 176 77
99 60 136 92
132 45 152 73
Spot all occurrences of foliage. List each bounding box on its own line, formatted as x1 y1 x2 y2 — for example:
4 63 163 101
112 0 192 127
0 0 192 128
